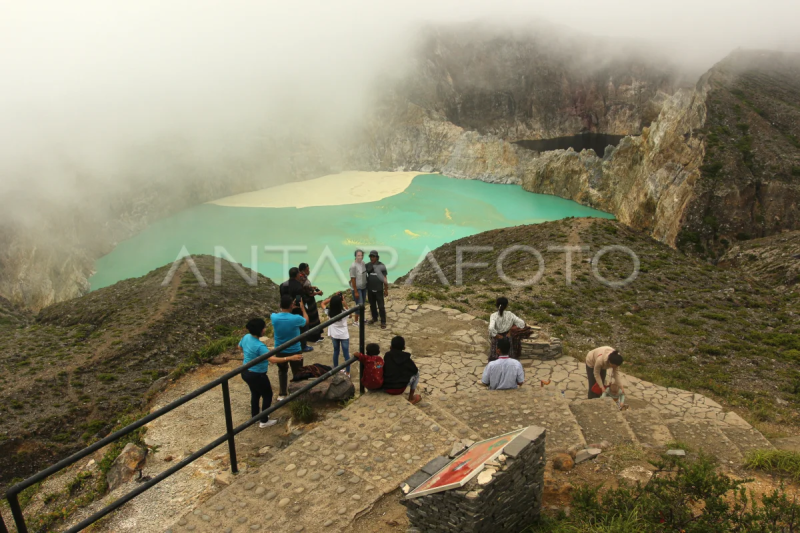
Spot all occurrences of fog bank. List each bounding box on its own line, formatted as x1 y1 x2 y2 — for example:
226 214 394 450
1 0 799 220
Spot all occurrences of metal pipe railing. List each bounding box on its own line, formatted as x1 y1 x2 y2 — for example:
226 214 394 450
5 303 366 533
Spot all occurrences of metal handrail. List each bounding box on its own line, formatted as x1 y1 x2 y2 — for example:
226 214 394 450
4 303 366 533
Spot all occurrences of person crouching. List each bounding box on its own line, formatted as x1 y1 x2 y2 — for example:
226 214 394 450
382 336 421 404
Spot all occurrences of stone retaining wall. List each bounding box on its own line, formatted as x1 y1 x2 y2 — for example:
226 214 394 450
402 427 546 533
520 338 562 360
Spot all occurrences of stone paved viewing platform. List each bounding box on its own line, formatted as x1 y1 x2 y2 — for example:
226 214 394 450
84 301 774 533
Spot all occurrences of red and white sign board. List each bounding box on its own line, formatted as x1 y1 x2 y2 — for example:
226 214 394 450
406 428 525 499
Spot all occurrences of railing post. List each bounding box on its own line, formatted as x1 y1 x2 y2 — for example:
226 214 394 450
220 380 239 474
359 303 365 395
8 493 27 533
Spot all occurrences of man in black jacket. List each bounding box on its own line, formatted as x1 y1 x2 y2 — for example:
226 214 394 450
383 336 421 404
279 267 313 353
366 250 389 329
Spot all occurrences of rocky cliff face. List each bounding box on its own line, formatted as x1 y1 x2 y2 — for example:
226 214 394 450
517 84 709 245
364 47 799 254
512 50 800 251
399 23 680 141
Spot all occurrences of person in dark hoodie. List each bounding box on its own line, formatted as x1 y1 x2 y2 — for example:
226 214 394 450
382 336 421 404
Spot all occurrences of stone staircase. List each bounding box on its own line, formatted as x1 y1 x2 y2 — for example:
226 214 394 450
569 398 638 446
167 393 459 533
160 302 777 533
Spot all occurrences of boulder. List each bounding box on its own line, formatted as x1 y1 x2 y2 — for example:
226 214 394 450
106 443 147 491
618 465 653 485
551 453 575 471
575 448 602 464
213 471 233 487
287 373 355 403
324 373 355 402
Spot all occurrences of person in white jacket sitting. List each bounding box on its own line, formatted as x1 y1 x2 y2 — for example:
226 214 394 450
488 297 526 361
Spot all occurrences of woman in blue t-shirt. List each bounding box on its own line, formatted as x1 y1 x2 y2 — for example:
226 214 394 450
239 318 303 427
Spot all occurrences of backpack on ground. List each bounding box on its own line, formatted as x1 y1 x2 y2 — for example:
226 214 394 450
354 352 384 390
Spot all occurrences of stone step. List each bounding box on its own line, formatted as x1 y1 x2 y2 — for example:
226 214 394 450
621 406 675 447
666 419 743 464
414 398 481 441
431 386 586 455
569 398 639 447
168 393 458 533
720 425 775 458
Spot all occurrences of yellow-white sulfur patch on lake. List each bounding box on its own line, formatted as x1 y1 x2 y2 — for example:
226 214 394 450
208 171 424 208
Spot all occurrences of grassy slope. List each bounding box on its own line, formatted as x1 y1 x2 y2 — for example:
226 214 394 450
0 256 279 489
720 229 800 287
397 218 800 436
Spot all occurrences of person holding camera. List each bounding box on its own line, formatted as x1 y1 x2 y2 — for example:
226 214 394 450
279 267 313 353
272 293 310 400
298 262 323 343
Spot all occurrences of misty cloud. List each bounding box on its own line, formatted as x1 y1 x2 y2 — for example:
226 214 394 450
1 0 799 211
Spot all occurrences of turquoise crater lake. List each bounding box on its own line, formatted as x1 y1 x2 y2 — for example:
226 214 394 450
90 174 613 293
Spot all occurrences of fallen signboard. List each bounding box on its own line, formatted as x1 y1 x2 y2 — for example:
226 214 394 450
406 428 525 498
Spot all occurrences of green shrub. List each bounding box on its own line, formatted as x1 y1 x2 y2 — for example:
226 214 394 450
700 161 723 178
744 450 800 481
408 291 429 303
289 395 315 423
531 454 800 532
699 344 725 356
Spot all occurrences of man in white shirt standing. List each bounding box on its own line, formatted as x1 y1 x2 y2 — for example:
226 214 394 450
482 338 525 390
349 249 367 325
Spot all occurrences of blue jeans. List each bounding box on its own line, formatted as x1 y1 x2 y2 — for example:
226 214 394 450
332 338 351 373
351 288 367 310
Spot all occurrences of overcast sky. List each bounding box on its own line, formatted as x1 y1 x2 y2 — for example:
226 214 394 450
1 0 798 202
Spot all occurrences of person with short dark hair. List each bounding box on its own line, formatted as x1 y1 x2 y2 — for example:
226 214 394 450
585 346 624 399
279 267 312 353
349 249 367 325
298 263 323 343
366 250 389 329
272 293 310 400
481 337 525 390
239 317 303 427
382 336 421 404
488 297 526 361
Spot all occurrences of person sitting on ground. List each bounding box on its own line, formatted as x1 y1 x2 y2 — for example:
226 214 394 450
272 293 309 401
488 297 526 361
321 292 351 377
585 346 623 399
239 317 303 427
481 337 525 390
601 378 627 410
382 336 421 404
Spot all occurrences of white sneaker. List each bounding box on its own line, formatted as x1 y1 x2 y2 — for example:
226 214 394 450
259 419 278 428
276 396 286 401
